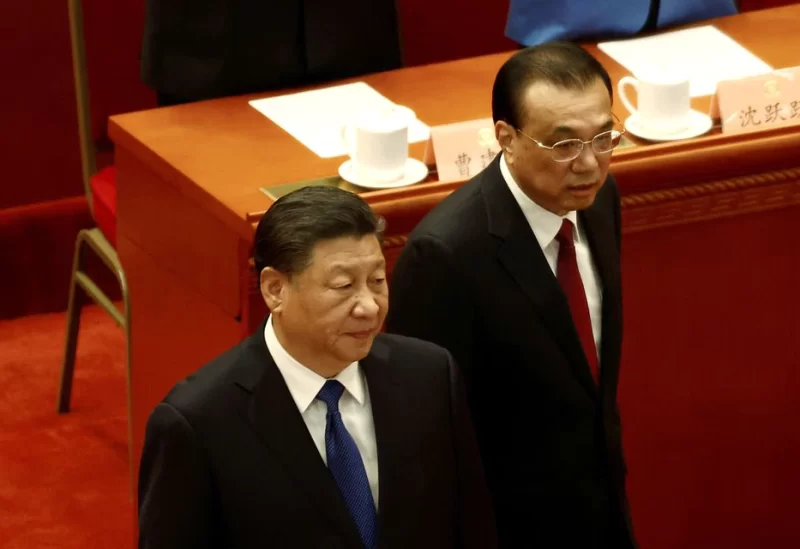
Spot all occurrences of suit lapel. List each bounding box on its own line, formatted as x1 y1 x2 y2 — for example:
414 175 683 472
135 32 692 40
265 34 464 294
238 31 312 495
482 161 599 398
579 195 622 384
359 338 411 546
233 328 363 546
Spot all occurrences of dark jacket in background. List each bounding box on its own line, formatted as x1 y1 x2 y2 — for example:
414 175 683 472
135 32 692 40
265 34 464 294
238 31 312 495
141 0 403 103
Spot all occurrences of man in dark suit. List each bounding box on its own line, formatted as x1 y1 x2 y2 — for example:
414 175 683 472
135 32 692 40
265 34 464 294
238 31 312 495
141 0 403 105
137 186 497 548
386 42 636 548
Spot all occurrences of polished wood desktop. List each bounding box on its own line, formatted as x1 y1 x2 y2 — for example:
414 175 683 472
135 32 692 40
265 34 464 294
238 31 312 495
110 5 800 548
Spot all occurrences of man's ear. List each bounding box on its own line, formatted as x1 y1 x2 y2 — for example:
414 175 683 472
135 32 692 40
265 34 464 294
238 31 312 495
260 267 287 313
495 120 516 163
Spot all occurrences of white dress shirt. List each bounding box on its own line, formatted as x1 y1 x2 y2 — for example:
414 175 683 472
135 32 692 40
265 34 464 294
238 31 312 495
500 154 603 360
264 316 379 507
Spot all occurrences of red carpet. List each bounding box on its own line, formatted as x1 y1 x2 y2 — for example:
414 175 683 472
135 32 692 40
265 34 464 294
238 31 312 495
0 306 132 548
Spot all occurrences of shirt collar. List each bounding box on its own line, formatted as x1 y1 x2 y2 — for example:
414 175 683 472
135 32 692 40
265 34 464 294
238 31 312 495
499 153 580 248
264 315 365 413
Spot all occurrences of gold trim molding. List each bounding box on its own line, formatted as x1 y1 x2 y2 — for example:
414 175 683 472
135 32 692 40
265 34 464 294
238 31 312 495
622 167 800 233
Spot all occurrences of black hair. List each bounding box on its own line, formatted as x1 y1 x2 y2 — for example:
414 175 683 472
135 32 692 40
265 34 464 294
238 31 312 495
253 186 385 276
492 41 613 128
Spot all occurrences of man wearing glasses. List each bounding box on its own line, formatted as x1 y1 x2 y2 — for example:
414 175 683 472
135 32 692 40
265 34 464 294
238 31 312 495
386 42 636 549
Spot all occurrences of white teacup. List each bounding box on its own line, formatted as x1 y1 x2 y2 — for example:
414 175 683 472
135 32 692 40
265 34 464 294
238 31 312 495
618 73 691 134
342 105 416 183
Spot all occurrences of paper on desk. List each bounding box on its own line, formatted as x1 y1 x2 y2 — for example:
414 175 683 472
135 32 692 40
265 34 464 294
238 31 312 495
249 82 430 158
598 26 772 97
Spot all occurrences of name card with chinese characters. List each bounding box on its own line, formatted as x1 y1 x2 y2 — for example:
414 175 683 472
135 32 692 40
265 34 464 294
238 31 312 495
423 118 500 182
710 66 800 134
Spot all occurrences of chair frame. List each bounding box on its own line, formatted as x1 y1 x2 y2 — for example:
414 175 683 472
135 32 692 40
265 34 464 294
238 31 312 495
57 0 132 459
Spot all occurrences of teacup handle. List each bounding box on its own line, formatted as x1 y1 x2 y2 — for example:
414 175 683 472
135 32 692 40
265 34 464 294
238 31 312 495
618 76 639 116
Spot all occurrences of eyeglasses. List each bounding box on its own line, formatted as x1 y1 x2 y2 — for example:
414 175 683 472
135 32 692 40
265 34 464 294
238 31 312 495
516 125 626 163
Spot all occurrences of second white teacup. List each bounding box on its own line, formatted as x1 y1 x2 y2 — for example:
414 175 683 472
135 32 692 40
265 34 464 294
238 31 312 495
618 73 691 134
342 105 416 183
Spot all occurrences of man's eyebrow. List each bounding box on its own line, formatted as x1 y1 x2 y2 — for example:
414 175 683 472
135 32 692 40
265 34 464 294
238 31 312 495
551 125 577 136
326 258 386 272
549 118 615 138
598 117 615 130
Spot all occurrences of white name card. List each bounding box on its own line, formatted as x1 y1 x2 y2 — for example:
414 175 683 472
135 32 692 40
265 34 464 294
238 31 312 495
710 66 800 135
423 118 501 183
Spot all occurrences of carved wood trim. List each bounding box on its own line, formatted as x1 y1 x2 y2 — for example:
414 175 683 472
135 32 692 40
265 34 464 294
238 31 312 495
621 167 800 206
621 167 800 233
245 166 800 278
378 168 800 247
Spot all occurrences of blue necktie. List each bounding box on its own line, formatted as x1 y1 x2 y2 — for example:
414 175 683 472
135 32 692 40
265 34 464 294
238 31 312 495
316 380 378 549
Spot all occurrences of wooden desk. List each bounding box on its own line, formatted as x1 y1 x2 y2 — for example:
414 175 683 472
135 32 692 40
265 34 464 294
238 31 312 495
110 6 800 548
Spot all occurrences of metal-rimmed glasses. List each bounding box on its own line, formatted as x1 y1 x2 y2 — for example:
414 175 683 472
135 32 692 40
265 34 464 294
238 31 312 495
516 122 626 163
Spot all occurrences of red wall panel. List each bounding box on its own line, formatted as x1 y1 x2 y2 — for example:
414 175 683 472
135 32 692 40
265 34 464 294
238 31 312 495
0 0 154 211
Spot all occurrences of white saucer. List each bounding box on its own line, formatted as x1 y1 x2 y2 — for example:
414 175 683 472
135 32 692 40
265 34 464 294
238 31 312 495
338 158 429 189
624 110 714 142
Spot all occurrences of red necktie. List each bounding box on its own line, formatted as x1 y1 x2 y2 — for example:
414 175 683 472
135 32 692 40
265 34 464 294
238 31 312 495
555 219 599 384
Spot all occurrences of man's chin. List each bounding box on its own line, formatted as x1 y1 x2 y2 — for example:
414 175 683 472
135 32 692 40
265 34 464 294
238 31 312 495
339 334 377 359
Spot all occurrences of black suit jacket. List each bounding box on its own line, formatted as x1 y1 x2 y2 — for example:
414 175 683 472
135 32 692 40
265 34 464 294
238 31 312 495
138 325 497 549
385 157 635 549
140 0 403 102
